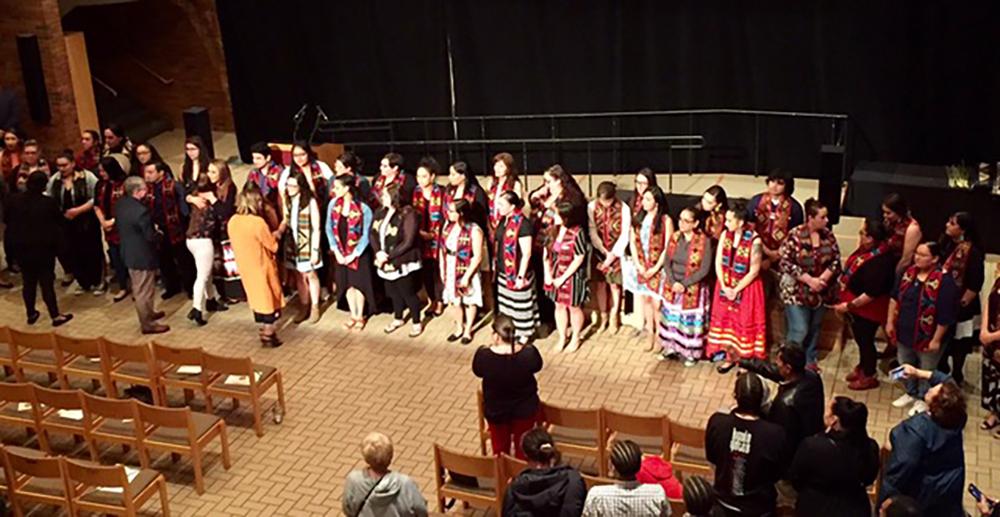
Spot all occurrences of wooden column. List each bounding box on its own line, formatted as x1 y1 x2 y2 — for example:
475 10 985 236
64 31 98 132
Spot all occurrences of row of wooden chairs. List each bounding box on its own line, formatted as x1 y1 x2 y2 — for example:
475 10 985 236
433 444 686 515
0 327 286 436
0 382 230 495
0 444 169 516
477 392 709 478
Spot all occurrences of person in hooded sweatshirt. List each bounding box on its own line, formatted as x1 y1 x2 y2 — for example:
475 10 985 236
878 364 966 517
342 432 427 517
502 428 586 517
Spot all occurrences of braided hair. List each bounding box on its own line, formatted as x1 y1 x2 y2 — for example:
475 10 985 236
609 440 643 480
682 475 717 516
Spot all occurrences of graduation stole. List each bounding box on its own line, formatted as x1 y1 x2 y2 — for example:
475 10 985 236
550 226 581 279
839 242 889 293
886 215 913 253
488 176 515 229
942 240 972 288
330 196 364 270
593 198 623 252
149 176 185 245
720 224 755 288
896 265 944 351
306 161 327 198
635 215 669 292
666 230 707 309
442 222 474 296
704 209 725 240
413 183 445 258
372 171 405 203
498 210 526 287
755 193 792 250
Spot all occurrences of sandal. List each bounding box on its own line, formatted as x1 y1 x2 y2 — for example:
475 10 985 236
384 319 406 334
343 319 357 330
982 416 1000 431
353 318 367 331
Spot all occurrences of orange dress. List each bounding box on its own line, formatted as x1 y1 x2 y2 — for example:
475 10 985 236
227 214 284 315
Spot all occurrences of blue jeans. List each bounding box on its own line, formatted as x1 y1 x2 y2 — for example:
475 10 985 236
784 305 826 365
898 342 947 398
107 243 129 291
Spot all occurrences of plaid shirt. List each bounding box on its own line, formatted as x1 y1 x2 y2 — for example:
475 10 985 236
582 481 671 517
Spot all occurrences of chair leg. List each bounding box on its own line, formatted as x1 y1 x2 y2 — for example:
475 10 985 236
219 423 232 469
204 393 215 413
183 388 194 404
252 398 263 437
437 496 445 513
36 427 52 454
276 374 286 415
59 373 71 390
158 478 171 517
86 437 100 461
150 383 163 405
193 452 205 495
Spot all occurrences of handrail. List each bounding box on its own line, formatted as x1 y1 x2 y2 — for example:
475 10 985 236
338 135 704 147
129 57 174 85
92 76 117 97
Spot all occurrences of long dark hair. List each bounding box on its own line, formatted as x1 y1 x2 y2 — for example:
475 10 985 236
940 211 979 248
132 141 170 178
450 161 483 192
182 136 210 186
632 185 669 235
284 169 316 210
491 152 519 192
704 184 728 213
99 156 127 183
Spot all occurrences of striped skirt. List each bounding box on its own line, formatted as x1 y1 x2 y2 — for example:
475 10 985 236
497 273 539 342
658 284 710 360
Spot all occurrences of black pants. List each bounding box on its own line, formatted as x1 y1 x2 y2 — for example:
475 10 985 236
385 271 423 325
851 315 880 377
938 331 974 384
159 239 194 296
62 216 105 289
21 254 59 318
531 252 555 327
421 259 442 303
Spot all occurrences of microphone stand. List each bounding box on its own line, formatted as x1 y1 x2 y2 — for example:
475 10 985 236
310 105 330 146
291 103 309 143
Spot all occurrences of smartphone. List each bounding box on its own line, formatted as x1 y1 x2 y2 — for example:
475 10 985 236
970 483 984 502
889 366 906 381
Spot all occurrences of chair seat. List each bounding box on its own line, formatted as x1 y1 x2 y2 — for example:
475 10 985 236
23 476 68 497
162 368 203 383
671 443 710 466
612 432 665 456
0 402 35 420
549 425 599 447
20 350 58 366
79 468 160 506
146 412 221 446
443 480 495 498
42 412 87 429
208 366 277 392
94 418 138 437
113 362 152 378
66 356 104 373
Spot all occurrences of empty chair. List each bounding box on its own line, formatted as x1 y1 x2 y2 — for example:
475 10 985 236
8 329 63 386
53 333 110 394
668 419 712 478
539 401 603 474
0 326 19 379
203 351 285 437
101 338 162 405
64 456 170 517
0 382 50 452
33 385 92 458
80 392 149 468
136 400 231 494
433 443 503 514
601 408 670 476
500 453 528 484
151 341 217 406
1 446 73 516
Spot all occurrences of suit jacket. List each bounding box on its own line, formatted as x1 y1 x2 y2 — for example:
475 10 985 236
115 195 158 270
3 190 63 261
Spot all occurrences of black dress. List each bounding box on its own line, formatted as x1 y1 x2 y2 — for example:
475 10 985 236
56 178 104 289
334 212 378 315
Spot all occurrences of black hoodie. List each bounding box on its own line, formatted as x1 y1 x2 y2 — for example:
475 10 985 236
502 465 586 517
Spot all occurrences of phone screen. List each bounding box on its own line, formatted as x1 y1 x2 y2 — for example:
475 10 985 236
970 483 983 502
890 367 905 381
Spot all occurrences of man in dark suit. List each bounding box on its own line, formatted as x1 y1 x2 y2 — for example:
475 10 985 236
3 171 72 326
115 176 169 334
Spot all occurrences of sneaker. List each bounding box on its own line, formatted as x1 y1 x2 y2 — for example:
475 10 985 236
683 358 698 368
845 366 862 383
892 394 916 408
848 375 879 391
72 284 86 295
908 400 929 416
92 283 107 296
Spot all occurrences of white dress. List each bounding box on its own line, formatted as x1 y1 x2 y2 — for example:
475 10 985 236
443 226 483 307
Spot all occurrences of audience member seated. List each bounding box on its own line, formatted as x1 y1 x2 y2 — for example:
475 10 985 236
582 440 670 516
342 432 427 517
636 455 683 500
681 476 724 517
503 428 586 517
879 364 966 517
705 372 787 516
878 495 923 517
786 396 880 517
738 343 824 457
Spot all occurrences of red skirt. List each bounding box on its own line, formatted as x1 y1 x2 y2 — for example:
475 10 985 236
706 278 766 359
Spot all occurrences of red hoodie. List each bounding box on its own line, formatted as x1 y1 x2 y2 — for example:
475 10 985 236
636 456 683 499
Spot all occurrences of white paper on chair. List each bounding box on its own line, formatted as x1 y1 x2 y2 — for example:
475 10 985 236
87 356 102 363
95 466 141 493
16 402 31 412
224 372 262 386
57 409 84 421
176 365 202 375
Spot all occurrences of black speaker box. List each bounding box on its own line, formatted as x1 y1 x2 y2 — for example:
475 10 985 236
183 106 214 159
819 144 845 225
16 34 51 124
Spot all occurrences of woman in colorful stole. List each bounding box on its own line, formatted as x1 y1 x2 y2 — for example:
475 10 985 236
76 129 101 172
978 263 1000 436
628 185 673 352
371 152 416 210
706 202 767 370
886 241 959 415
333 151 371 205
881 192 922 275
413 157 446 316
247 141 283 210
746 171 803 270
328 174 376 330
587 181 630 333
372 182 423 337
440 199 485 345
699 184 728 241
279 141 334 210
277 169 323 324
494 190 538 344
94 156 130 301
629 167 657 215
444 161 489 231
658 206 713 366
488 152 524 241
937 211 984 385
778 198 842 372
831 218 896 390
544 201 589 352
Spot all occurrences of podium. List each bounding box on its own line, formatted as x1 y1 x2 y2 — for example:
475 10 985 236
267 142 344 168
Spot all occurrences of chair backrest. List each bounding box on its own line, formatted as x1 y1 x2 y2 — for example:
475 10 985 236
434 444 499 479
202 351 254 377
63 457 130 496
603 408 669 445
668 419 705 449
53 334 103 358
151 341 203 367
668 498 687 515
0 381 38 405
4 447 64 479
500 453 528 481
34 385 84 411
81 391 138 421
581 473 617 491
9 329 55 351
101 338 152 363
0 326 10 343
136 399 190 430
540 401 602 430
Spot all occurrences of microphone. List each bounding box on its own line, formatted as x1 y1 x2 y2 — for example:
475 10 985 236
293 103 309 122
316 105 330 122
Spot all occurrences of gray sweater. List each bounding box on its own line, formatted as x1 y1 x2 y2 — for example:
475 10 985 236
342 470 428 517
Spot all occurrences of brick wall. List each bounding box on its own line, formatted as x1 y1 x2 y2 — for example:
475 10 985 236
63 0 234 131
0 0 81 150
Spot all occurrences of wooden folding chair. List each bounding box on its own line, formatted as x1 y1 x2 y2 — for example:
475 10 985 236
33 385 93 458
8 329 64 386
0 382 51 453
0 326 19 380
601 408 670 476
80 392 150 468
669 498 687 515
2 446 74 516
101 338 162 405
203 351 285 437
668 419 712 478
64 456 170 517
136 400 231 494
498 453 528 496
53 333 111 394
433 444 503 514
476 389 491 455
581 472 617 491
539 401 603 474
151 341 217 406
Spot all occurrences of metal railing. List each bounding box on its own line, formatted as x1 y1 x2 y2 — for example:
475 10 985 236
92 76 118 97
129 56 174 85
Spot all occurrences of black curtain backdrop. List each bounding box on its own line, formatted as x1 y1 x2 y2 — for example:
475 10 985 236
217 0 1000 178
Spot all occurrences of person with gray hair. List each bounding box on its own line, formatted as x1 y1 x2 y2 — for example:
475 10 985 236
342 432 427 517
115 175 168 334
582 440 670 516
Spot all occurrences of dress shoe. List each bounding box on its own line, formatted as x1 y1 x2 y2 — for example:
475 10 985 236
187 308 207 326
141 325 170 335
848 375 879 391
52 314 74 327
206 298 228 312
308 306 321 324
161 289 179 300
845 365 862 383
112 290 131 303
26 311 41 325
151 311 166 320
